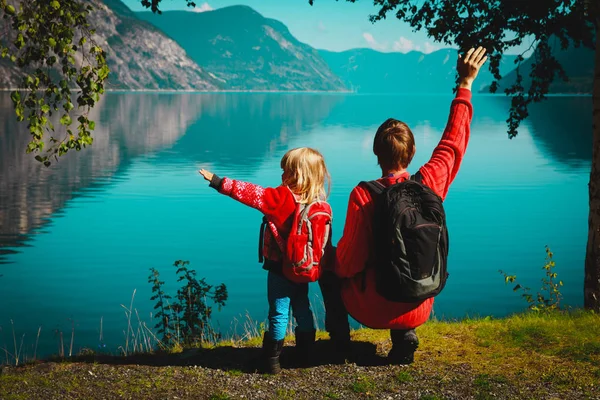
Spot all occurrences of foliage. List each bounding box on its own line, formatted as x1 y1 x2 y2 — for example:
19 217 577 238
141 0 196 14
148 260 228 348
310 0 597 138
500 246 563 312
0 0 108 166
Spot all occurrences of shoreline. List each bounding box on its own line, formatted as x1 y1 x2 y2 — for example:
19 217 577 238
0 88 592 96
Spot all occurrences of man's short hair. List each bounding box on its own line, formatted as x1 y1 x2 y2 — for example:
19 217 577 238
373 118 416 171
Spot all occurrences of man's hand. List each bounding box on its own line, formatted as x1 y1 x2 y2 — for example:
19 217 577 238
199 168 214 182
457 47 488 91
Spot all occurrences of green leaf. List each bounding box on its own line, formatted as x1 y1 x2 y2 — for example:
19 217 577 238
50 1 60 10
6 5 16 15
48 37 57 47
88 120 95 130
41 104 50 113
59 114 72 126
26 142 37 153
99 65 110 80
15 33 25 49
513 284 522 291
10 91 20 103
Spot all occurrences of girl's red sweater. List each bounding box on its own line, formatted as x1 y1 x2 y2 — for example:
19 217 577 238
333 88 473 329
211 177 329 265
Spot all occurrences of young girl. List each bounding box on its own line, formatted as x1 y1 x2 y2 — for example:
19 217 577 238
198 147 332 374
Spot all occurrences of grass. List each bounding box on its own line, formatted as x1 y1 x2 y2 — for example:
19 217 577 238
351 374 376 394
396 370 413 383
0 310 599 399
209 393 232 400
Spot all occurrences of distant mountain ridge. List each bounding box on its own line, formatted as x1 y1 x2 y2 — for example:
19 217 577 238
0 0 219 90
136 6 347 91
1 2 593 94
319 48 520 93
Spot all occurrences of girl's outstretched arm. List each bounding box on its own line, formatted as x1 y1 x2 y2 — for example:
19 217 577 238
199 169 295 227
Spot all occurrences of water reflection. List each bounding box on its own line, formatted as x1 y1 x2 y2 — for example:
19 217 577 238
0 93 204 261
160 93 344 168
527 96 592 167
0 92 342 260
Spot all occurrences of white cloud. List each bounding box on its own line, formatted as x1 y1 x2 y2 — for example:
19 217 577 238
190 2 213 12
362 32 387 51
317 21 326 32
392 37 415 53
364 33 440 54
391 37 439 54
422 42 438 54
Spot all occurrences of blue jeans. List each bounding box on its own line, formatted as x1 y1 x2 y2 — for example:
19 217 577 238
267 270 315 341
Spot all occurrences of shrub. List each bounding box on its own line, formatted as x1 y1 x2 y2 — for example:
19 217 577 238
148 260 228 348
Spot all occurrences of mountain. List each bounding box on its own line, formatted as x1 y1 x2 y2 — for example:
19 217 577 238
136 6 346 92
488 42 594 94
0 0 219 90
319 48 520 93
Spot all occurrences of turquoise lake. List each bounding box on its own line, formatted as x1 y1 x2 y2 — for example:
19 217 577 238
0 92 592 359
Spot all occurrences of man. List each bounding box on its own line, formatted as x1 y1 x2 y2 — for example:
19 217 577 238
319 47 488 364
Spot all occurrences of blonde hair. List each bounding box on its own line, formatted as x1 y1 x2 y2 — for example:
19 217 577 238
280 147 331 204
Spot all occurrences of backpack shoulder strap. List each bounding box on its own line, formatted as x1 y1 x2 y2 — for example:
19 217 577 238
358 180 386 196
258 216 268 263
409 171 424 183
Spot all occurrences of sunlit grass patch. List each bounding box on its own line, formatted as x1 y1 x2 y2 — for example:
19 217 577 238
396 369 413 383
351 374 376 394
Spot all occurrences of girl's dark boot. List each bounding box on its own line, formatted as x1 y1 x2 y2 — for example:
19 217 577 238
260 331 284 374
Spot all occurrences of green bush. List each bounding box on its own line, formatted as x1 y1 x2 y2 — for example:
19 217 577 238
499 246 563 311
148 260 228 348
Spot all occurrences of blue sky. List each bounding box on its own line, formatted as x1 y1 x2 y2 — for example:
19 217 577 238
122 0 532 55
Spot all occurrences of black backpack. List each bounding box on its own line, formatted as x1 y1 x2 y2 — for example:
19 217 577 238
359 172 449 303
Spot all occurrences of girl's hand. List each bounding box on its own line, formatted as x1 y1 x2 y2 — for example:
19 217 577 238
199 169 214 182
457 47 488 90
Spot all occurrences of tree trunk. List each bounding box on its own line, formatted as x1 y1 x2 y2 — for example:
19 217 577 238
584 19 600 311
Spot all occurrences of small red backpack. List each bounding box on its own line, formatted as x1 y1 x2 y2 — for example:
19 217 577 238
259 201 333 283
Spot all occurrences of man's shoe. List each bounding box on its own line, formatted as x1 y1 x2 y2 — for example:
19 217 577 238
388 329 419 365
